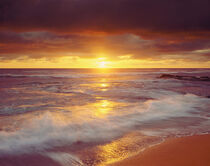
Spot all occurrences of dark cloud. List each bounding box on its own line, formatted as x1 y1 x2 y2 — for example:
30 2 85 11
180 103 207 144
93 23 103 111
0 0 210 63
0 32 151 59
0 31 210 62
0 31 96 59
1 0 210 35
153 38 210 53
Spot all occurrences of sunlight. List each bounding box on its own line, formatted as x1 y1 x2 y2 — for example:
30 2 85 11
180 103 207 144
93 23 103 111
100 83 109 91
97 57 110 68
98 61 107 68
98 133 140 165
101 83 108 87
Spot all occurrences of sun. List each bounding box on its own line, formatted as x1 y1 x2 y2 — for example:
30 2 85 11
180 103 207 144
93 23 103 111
98 61 107 68
97 57 109 68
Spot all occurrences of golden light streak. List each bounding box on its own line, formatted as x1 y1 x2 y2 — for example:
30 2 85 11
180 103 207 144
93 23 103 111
93 100 113 117
0 56 210 68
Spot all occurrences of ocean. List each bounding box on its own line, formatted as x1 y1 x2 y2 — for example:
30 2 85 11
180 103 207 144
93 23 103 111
0 68 210 166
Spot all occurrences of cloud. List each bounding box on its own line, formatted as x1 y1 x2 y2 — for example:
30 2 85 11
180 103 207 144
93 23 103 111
1 0 210 35
0 0 210 63
0 31 210 62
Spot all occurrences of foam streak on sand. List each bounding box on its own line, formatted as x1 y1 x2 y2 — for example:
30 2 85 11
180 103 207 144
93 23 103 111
45 152 84 166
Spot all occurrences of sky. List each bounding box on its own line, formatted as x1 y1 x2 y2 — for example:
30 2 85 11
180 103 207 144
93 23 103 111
0 0 210 68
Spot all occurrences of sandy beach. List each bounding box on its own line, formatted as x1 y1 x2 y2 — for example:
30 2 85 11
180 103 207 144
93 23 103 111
110 134 210 166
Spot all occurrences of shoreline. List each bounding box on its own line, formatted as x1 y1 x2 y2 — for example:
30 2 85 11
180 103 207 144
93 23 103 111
109 134 210 166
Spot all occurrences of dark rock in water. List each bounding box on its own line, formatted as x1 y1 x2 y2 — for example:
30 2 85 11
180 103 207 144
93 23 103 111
159 74 210 82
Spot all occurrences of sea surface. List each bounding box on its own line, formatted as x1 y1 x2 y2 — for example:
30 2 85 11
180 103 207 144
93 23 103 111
0 68 210 166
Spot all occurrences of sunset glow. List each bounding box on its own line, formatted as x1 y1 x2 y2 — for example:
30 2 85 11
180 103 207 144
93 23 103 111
96 57 109 68
0 0 209 68
0 1 210 166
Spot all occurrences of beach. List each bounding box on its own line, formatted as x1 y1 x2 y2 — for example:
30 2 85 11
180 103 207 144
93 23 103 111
0 69 209 166
1 0 210 164
110 134 210 166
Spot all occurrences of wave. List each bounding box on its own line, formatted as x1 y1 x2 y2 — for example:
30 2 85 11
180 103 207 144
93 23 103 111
1 68 210 80
0 93 209 155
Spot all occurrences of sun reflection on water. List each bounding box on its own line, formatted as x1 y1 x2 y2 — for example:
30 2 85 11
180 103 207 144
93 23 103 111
93 100 114 117
99 78 110 91
94 133 160 166
101 83 108 88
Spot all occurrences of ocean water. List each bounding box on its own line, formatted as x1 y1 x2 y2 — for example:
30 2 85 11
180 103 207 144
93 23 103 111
0 68 210 166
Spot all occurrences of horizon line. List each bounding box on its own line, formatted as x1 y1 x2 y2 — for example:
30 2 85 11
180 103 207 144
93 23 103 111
0 67 209 69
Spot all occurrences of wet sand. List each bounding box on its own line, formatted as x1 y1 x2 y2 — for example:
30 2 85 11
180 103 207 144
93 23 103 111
0 154 60 166
110 134 210 166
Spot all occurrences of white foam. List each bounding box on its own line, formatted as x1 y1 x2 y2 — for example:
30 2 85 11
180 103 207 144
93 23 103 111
0 93 209 155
